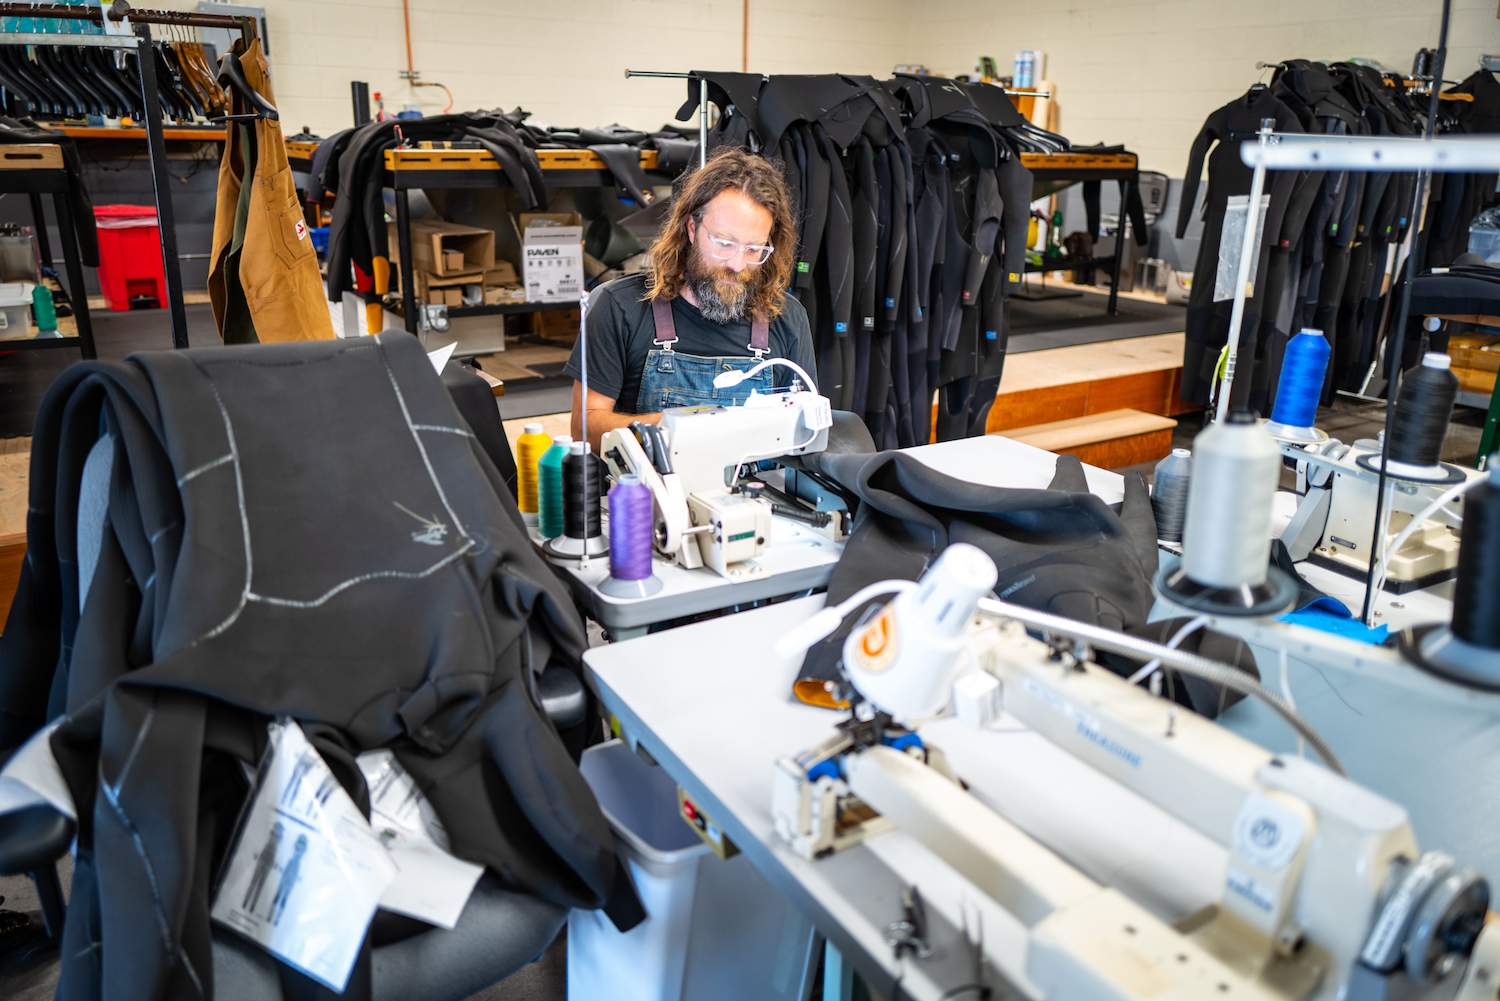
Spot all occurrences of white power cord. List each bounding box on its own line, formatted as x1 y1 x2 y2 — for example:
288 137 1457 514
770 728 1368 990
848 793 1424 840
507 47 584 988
1370 475 1484 600
1125 615 1209 686
712 356 819 396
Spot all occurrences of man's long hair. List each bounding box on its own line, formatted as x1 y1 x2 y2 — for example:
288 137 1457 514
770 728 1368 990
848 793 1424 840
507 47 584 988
644 147 797 320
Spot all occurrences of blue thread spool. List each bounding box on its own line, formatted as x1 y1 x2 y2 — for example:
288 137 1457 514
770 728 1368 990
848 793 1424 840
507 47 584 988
1266 328 1330 443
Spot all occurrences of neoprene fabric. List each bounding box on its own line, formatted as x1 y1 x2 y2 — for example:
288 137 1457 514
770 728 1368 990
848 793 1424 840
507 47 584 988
0 333 640 1001
790 450 1260 718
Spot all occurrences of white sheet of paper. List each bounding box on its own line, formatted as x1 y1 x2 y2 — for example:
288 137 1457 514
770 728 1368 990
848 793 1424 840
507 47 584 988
427 342 457 374
211 721 396 992
357 749 483 929
0 721 75 820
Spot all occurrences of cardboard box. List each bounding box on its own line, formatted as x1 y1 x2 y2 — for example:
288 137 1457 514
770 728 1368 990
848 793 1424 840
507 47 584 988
401 219 496 277
521 216 584 304
484 261 518 286
483 284 526 305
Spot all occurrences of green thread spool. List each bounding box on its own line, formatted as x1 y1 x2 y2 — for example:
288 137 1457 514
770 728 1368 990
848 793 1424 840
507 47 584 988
30 285 56 334
537 435 572 539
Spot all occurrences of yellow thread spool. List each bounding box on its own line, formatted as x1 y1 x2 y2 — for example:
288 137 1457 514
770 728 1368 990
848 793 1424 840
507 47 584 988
516 423 551 525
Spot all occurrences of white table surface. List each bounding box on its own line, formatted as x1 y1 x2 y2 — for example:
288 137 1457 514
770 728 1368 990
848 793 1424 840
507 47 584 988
583 434 1499 994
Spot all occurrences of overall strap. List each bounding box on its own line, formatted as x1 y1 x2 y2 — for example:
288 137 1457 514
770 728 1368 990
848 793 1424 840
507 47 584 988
651 298 677 349
749 313 769 358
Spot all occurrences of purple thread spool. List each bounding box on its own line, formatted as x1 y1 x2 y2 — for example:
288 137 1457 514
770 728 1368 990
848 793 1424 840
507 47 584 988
600 474 662 598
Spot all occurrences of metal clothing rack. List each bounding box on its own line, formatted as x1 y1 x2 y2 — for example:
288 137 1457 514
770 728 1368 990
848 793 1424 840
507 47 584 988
0 1 262 349
623 69 719 169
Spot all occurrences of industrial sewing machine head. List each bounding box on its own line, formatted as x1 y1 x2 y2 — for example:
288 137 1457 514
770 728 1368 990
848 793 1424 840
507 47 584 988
772 545 1497 1001
599 358 835 579
1278 436 1482 593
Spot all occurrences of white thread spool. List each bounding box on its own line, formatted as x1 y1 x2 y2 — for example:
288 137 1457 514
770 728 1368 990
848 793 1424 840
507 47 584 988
1182 413 1279 589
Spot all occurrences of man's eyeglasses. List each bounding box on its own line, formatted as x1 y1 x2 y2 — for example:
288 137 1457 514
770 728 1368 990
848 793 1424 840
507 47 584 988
703 233 774 266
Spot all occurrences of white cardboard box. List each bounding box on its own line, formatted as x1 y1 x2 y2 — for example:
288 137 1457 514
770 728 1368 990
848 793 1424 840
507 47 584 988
523 226 584 304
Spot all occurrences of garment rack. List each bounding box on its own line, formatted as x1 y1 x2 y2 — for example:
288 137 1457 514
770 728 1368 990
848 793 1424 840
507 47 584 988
0 1 262 349
623 69 712 169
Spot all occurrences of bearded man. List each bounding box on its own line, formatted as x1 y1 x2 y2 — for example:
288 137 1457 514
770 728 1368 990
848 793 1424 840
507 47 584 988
565 147 815 449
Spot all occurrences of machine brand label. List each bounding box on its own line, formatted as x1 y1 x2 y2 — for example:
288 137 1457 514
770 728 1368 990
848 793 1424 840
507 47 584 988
849 605 900 674
1329 535 1359 550
1226 867 1275 912
1021 678 1141 768
1231 794 1305 871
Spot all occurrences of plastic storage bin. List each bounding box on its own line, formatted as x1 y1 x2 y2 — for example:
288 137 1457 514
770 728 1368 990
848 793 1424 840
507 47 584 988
94 204 169 311
568 741 817 1001
0 282 34 340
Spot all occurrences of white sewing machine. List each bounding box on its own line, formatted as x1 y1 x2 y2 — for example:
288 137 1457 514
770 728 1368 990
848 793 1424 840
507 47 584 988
1278 437 1483 591
599 360 834 579
772 546 1498 1001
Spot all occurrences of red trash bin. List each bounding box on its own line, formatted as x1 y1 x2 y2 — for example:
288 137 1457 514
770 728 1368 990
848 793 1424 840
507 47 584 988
93 204 169 311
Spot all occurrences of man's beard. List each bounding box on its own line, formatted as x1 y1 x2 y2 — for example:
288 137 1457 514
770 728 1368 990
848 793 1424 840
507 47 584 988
684 250 756 324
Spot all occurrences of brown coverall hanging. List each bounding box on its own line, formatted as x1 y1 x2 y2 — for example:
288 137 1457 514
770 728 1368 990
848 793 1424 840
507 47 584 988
208 38 334 343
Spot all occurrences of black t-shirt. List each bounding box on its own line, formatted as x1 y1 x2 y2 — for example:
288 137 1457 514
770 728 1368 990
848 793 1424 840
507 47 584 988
563 272 818 414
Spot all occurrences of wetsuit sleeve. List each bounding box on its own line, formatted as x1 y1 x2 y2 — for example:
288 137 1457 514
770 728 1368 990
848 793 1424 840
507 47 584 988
996 153 1033 287
1177 115 1217 239
563 284 630 403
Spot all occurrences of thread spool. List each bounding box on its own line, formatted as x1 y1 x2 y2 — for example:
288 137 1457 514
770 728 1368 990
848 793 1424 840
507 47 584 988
1154 410 1297 616
542 442 609 564
598 474 663 598
563 443 601 539
1407 461 1500 687
1265 328 1330 443
537 435 572 539
1357 352 1463 483
516 423 551 526
1151 448 1192 543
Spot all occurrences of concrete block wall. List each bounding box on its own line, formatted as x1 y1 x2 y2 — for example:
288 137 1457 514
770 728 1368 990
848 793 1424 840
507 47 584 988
141 0 909 137
116 2 1500 172
906 0 1500 177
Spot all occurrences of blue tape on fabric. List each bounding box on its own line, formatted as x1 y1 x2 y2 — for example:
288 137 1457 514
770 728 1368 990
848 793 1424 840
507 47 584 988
1280 604 1390 645
985 330 997 340
885 297 896 307
836 322 848 332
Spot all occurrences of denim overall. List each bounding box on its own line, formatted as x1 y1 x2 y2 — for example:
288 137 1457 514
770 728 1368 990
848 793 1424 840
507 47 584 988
635 299 775 410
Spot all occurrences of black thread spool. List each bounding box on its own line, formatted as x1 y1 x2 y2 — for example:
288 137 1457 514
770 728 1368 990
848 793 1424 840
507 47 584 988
1407 462 1500 688
562 442 601 540
1386 353 1458 471
540 441 609 564
1454 465 1500 650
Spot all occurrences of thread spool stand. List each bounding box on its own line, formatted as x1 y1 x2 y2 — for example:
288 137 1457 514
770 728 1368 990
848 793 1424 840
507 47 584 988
1264 328 1331 444
544 290 610 566
599 473 663 598
1154 410 1298 616
1356 351 1465 484
1399 461 1500 688
542 441 609 566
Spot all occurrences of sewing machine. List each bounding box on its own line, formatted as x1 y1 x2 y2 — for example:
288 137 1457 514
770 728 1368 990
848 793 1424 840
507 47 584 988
1278 437 1483 592
772 546 1498 1001
599 366 834 579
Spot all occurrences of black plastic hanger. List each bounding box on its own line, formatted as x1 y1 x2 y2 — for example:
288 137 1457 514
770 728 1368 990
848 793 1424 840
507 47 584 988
214 49 278 122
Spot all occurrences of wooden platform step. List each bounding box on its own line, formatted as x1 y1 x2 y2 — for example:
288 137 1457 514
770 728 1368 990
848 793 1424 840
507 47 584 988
1000 408 1178 468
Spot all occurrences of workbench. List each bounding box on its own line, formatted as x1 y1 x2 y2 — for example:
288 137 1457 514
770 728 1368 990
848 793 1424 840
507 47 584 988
584 433 1491 1000
0 143 96 358
1019 150 1141 315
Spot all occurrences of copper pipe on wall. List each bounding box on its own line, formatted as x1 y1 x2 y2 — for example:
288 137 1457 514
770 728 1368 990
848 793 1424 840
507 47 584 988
742 0 749 72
